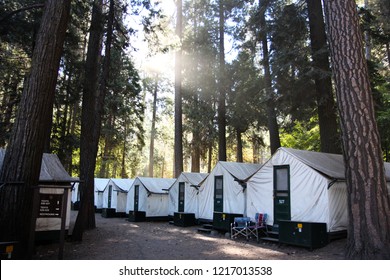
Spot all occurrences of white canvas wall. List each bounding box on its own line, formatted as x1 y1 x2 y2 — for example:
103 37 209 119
116 192 128 213
198 162 261 221
247 148 349 232
168 182 198 217
109 178 134 213
126 185 134 213
94 178 109 209
126 177 174 217
327 182 348 232
71 182 79 203
168 172 208 218
147 194 169 217
102 182 117 209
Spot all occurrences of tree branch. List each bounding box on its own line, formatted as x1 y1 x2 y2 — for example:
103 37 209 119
0 3 45 24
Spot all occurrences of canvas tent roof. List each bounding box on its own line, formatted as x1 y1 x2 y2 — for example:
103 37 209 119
94 178 110 192
0 148 73 182
175 172 208 187
199 161 262 184
39 153 73 181
110 178 134 192
278 147 390 181
135 177 176 194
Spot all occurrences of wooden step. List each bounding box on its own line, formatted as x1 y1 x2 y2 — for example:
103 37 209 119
266 230 279 238
197 228 212 234
261 236 279 243
202 224 213 229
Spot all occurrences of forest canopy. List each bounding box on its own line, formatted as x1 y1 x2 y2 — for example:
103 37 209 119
0 0 389 179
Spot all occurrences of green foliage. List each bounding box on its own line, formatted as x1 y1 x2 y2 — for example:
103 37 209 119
280 116 321 151
96 4 145 178
181 0 220 164
0 0 43 55
357 3 390 160
269 2 317 122
2 0 389 175
227 49 266 133
0 1 43 147
50 1 90 174
374 72 390 161
0 41 28 146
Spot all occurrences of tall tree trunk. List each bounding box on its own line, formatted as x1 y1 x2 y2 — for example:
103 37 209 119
121 124 127 178
307 0 340 154
323 0 390 259
236 129 243 162
252 132 259 164
363 0 372 60
387 43 390 67
0 79 19 147
66 102 78 174
218 0 227 161
149 78 158 177
259 0 280 155
174 0 183 177
191 132 201 172
99 136 109 178
72 0 105 241
0 0 71 259
207 140 213 173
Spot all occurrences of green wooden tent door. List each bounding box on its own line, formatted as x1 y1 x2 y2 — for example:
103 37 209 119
214 176 223 212
178 182 185 212
273 165 291 229
134 185 139 212
108 184 112 208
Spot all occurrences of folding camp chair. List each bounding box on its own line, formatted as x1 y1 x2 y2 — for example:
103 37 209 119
230 217 251 240
246 213 268 242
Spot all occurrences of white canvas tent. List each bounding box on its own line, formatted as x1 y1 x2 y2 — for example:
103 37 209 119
102 178 134 213
198 161 262 221
0 149 75 235
168 172 208 218
71 181 79 204
71 178 109 211
247 147 390 233
126 177 176 218
94 178 110 210
110 178 134 214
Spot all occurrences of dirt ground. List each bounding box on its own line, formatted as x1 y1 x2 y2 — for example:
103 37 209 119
32 210 347 260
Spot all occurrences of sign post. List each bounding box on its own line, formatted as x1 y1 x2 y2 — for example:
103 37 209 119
30 183 74 259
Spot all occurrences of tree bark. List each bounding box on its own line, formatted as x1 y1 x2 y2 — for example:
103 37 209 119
121 124 128 178
72 0 105 241
149 78 158 177
259 0 280 155
323 0 390 259
174 0 184 177
99 136 109 178
207 140 213 173
191 132 201 172
236 129 243 162
307 0 341 154
218 0 227 161
0 79 19 147
0 0 71 258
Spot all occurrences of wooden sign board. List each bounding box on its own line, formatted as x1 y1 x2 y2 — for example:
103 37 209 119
38 193 63 218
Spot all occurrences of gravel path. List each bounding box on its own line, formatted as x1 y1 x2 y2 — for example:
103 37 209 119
33 211 346 260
